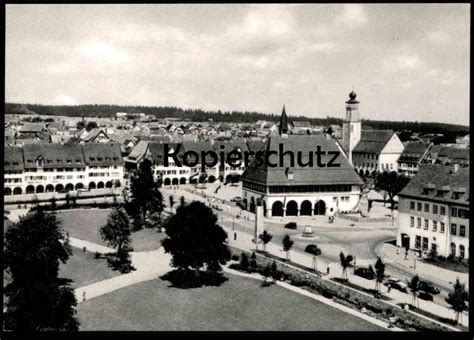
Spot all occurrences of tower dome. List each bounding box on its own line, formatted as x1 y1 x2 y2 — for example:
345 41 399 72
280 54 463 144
349 91 357 100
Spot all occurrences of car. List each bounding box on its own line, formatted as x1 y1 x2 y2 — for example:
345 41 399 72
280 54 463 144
231 196 242 203
418 291 434 301
418 280 441 295
384 278 408 293
354 267 376 280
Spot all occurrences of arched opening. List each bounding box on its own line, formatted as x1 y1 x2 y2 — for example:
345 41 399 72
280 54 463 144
249 197 256 213
65 183 74 192
36 185 44 194
225 175 232 183
105 181 113 188
172 178 179 185
219 175 224 182
208 175 216 183
89 182 96 189
75 183 84 190
26 185 35 194
450 243 456 257
190 177 197 184
459 245 465 259
180 177 186 185
55 184 64 193
4 187 12 196
314 200 326 215
46 184 55 192
114 180 121 188
300 200 312 216
97 182 105 189
272 201 284 217
365 170 370 177
13 187 22 195
358 169 365 177
286 200 298 216
164 178 171 186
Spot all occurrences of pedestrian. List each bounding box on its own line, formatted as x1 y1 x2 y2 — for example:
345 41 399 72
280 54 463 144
326 266 330 275
234 232 237 241
387 284 391 293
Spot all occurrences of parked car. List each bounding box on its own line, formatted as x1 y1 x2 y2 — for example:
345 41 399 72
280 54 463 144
354 267 376 280
418 280 441 295
418 291 434 301
384 278 408 293
231 196 242 203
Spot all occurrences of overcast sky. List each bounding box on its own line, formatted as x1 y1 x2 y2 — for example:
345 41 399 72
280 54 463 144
6 4 470 125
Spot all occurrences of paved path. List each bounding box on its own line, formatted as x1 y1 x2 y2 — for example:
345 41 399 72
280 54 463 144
75 248 172 303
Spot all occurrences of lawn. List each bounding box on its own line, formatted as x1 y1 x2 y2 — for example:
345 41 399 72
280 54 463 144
56 209 165 251
77 273 384 331
59 248 121 288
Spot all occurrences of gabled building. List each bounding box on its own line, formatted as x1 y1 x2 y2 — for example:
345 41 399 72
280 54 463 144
421 145 469 168
397 142 432 177
397 164 469 259
242 106 363 218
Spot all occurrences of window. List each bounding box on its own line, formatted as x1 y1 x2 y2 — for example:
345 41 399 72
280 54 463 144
459 245 465 259
410 216 415 227
424 219 429 230
432 221 437 232
451 224 457 235
410 201 415 210
417 217 421 228
433 205 438 214
440 206 446 215
450 243 456 257
417 203 422 211
451 207 458 217
415 236 421 249
422 237 429 251
440 222 445 233
424 203 429 212
460 225 466 237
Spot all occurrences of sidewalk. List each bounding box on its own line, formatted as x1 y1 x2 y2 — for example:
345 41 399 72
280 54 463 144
378 243 469 287
221 219 468 328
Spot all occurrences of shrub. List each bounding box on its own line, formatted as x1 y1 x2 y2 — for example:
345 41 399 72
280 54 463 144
285 222 297 230
94 251 102 259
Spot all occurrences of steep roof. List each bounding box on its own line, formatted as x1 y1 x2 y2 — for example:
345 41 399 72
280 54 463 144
82 143 123 166
242 134 363 186
397 142 431 163
4 146 24 171
353 130 394 154
399 164 469 206
279 105 289 134
19 123 45 133
23 144 85 169
421 145 470 166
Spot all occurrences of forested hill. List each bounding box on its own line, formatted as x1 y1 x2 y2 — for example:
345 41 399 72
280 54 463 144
5 102 469 134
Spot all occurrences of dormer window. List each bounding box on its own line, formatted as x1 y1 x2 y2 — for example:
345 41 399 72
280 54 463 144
286 168 294 180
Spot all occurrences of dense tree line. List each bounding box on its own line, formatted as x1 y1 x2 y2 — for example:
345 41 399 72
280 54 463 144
5 102 468 135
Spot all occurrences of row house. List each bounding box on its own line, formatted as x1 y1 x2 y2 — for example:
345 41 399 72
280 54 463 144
397 141 432 177
397 164 469 259
4 143 124 196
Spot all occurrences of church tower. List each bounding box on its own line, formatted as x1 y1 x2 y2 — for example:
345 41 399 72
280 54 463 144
342 91 361 165
279 104 289 139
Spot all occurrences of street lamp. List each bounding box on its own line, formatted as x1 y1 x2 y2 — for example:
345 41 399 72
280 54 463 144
353 256 357 275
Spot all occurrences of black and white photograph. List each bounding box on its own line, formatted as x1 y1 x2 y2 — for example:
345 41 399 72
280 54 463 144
3 3 471 334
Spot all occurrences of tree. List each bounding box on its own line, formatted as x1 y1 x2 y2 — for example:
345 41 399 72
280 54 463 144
99 207 132 255
407 275 420 307
169 195 175 212
270 261 278 283
282 234 294 261
339 252 353 280
446 278 469 325
129 159 164 229
374 257 385 292
76 121 85 130
258 231 273 252
3 209 79 331
250 252 257 270
305 244 322 272
162 201 231 278
85 121 98 131
375 171 410 211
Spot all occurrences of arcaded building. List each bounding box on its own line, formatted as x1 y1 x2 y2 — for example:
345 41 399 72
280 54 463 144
241 107 363 217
